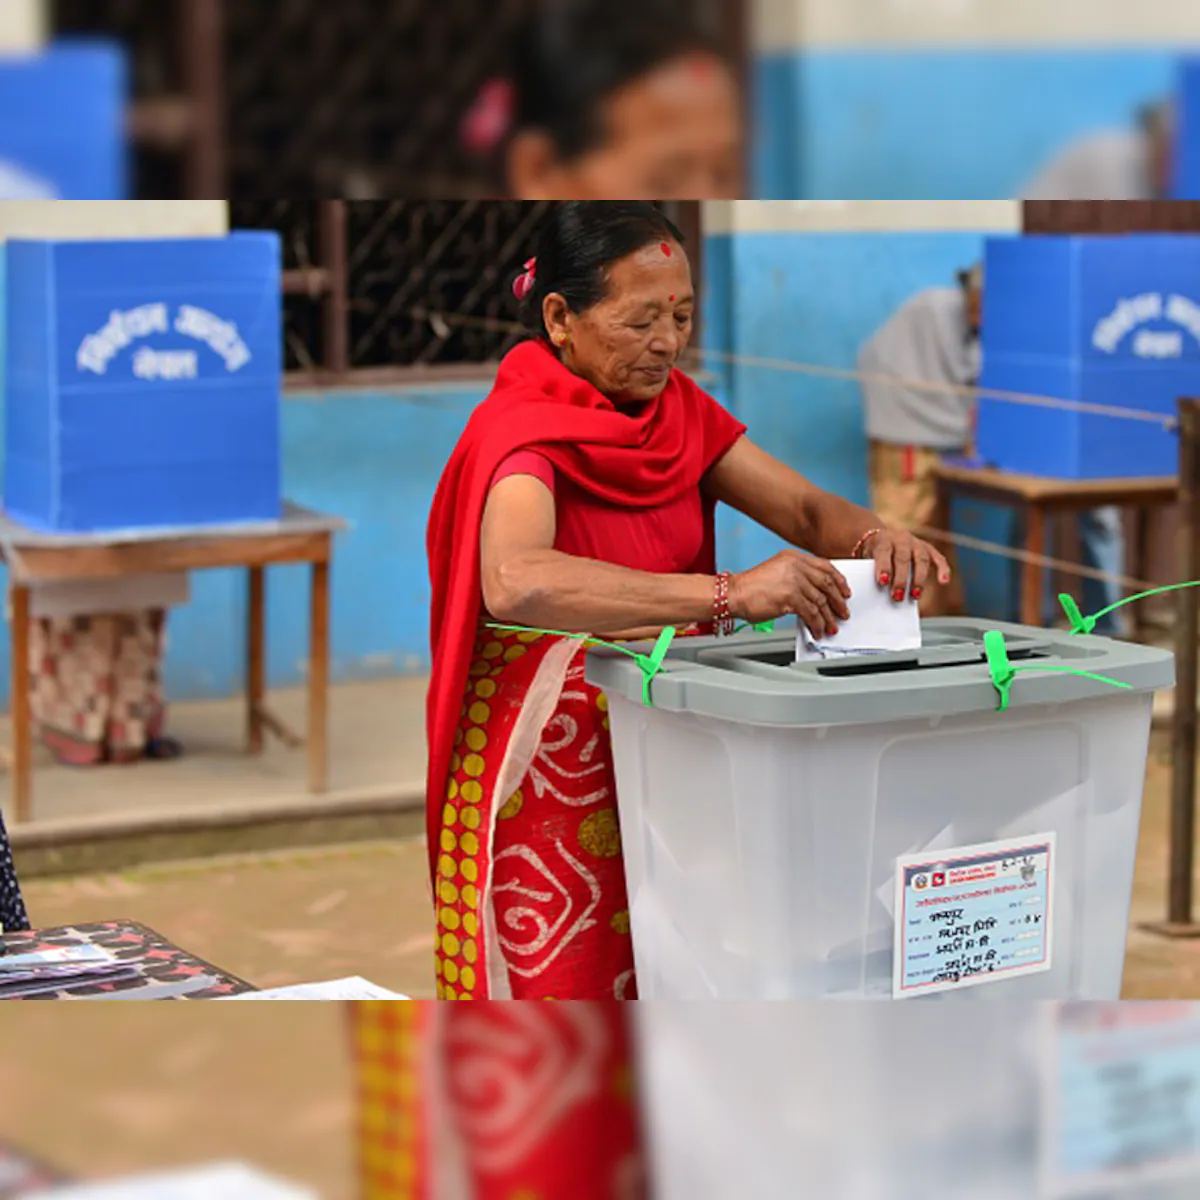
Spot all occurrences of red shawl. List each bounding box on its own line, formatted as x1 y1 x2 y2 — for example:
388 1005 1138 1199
425 339 746 882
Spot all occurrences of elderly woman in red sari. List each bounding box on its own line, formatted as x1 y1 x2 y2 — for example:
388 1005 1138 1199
427 202 951 1001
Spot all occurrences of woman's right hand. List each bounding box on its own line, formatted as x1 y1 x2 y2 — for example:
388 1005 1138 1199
728 550 852 639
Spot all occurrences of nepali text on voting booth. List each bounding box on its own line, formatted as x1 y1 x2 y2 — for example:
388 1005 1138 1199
976 234 1200 480
587 620 1172 1000
5 235 282 531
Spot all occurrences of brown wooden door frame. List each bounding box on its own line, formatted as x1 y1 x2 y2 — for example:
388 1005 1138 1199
1023 200 1200 234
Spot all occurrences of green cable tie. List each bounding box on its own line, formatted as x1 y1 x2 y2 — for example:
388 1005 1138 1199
1057 593 1092 635
983 629 1131 713
733 620 776 634
1059 580 1200 636
485 622 677 707
983 631 1017 712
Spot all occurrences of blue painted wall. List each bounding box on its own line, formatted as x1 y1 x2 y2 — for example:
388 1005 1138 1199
753 49 1175 199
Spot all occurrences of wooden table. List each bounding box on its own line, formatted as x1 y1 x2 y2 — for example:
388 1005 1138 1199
0 503 344 823
931 463 1177 628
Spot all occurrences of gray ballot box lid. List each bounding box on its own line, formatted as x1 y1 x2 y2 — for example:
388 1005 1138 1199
584 618 1175 729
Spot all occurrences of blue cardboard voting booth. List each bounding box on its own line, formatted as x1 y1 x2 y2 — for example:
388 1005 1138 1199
4 234 284 533
1174 58 1200 201
0 43 126 199
976 235 1200 479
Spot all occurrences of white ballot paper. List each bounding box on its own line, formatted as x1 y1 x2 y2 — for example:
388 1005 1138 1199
44 1162 317 1198
795 559 921 662
220 976 408 1000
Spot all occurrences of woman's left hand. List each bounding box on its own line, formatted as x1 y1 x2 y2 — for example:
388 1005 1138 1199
867 530 951 603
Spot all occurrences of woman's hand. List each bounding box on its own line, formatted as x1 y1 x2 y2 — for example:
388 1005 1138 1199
728 550 851 639
866 530 952 602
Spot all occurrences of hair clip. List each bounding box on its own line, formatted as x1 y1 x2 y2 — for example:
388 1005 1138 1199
461 78 515 155
512 257 537 300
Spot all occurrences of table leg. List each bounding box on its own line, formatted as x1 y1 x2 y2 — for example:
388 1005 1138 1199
246 566 265 754
1022 504 1046 628
307 558 330 794
1133 506 1153 640
10 585 31 823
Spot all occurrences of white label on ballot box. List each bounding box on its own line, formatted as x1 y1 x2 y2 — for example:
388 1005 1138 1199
893 832 1055 998
1040 1003 1200 1196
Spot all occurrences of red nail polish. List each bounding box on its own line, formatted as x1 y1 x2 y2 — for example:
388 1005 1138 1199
880 574 890 586
827 627 838 637
893 589 904 602
912 587 923 600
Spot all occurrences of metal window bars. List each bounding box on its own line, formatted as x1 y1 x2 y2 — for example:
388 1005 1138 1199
227 199 703 387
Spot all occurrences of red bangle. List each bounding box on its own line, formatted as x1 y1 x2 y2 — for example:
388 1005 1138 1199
851 528 883 559
713 572 735 637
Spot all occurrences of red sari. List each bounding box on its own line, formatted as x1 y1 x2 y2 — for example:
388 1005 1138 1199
426 340 745 1001
351 1001 644 1200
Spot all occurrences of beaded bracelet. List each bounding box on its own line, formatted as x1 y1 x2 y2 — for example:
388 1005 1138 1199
713 571 735 637
851 528 883 560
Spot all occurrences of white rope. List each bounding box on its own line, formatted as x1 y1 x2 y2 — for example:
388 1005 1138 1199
407 305 1181 430
913 524 1156 592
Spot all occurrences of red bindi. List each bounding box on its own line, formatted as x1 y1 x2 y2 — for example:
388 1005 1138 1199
669 294 676 302
660 242 672 257
689 57 714 81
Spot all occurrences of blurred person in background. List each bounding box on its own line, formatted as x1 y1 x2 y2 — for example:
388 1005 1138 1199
427 201 949 1001
24 576 188 767
459 0 742 198
1021 100 1173 200
859 265 980 618
860 265 1125 631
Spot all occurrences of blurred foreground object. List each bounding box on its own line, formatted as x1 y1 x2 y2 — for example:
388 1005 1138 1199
0 1137 66 1197
44 1162 314 1198
0 44 126 199
461 0 742 197
351 1002 1200 1197
637 1004 1200 1198
55 0 742 198
351 1001 644 1200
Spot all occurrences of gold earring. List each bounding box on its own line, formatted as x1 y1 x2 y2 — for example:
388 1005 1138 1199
554 333 568 347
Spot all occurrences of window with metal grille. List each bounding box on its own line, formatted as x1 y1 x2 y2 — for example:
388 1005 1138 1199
228 200 700 381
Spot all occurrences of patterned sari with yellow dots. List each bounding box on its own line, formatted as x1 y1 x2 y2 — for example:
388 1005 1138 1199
352 1000 646 1200
433 624 636 1001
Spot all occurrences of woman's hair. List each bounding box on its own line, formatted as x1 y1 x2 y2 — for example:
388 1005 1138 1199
516 201 685 337
461 0 726 164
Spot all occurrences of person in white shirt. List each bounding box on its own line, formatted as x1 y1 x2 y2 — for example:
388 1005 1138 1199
1020 100 1172 200
860 265 1125 631
859 266 980 617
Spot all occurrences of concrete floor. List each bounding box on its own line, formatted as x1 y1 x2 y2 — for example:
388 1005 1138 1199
0 677 430 829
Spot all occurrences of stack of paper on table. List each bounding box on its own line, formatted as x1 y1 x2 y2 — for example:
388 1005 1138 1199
44 1162 316 1198
220 976 408 1000
795 559 921 662
0 945 142 999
